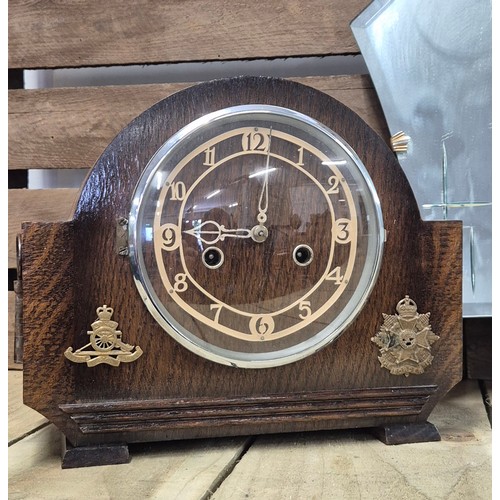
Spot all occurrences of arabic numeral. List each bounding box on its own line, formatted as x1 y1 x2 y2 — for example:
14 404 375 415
210 303 223 323
167 181 186 201
298 300 312 319
334 219 352 244
297 146 304 166
326 175 340 194
173 273 188 293
326 266 344 285
249 315 275 338
203 146 216 166
242 130 269 152
159 223 181 251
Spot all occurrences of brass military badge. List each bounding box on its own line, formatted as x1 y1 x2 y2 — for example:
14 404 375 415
64 305 143 367
372 296 439 376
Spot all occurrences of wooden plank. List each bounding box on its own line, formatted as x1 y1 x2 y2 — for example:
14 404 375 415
9 76 389 169
8 82 188 170
8 371 47 444
9 0 370 69
9 426 250 499
212 380 492 499
8 189 80 268
8 291 22 370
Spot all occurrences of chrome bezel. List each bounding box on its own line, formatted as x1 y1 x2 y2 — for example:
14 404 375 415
129 104 385 369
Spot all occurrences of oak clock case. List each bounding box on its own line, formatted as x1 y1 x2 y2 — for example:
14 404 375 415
19 76 463 468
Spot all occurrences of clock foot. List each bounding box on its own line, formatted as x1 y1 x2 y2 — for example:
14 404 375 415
61 438 130 468
372 421 441 445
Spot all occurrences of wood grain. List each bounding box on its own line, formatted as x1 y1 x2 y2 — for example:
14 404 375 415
9 0 370 69
8 76 388 170
59 386 438 435
8 189 80 267
20 222 77 421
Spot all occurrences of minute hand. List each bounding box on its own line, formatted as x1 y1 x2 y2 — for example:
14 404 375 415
184 220 252 245
257 128 273 225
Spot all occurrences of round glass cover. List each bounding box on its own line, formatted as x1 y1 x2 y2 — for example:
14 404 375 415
129 105 384 368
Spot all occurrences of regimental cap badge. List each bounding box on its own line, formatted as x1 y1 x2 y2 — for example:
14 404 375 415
372 296 439 377
64 304 143 367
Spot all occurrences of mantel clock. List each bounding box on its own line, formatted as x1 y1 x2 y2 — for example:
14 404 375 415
18 76 462 468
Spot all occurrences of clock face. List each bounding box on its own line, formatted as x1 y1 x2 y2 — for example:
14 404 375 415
129 105 384 368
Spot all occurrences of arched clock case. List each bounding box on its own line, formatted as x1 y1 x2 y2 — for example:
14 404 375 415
18 76 462 468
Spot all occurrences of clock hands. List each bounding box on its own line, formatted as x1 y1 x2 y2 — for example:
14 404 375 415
185 220 253 245
185 128 274 246
185 220 269 245
256 128 272 227
246 127 273 243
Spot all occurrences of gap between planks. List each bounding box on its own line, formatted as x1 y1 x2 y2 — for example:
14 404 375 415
201 437 256 500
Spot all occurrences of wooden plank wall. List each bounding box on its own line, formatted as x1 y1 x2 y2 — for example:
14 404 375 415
8 0 385 369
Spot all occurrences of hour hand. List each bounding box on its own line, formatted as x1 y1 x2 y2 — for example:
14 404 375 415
184 220 252 245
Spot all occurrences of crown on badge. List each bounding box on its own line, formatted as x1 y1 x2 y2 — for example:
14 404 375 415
396 295 418 318
96 305 114 321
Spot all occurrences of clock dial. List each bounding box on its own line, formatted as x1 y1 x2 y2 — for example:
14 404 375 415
129 105 384 367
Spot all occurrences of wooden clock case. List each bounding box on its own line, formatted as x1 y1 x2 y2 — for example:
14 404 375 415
18 76 463 468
